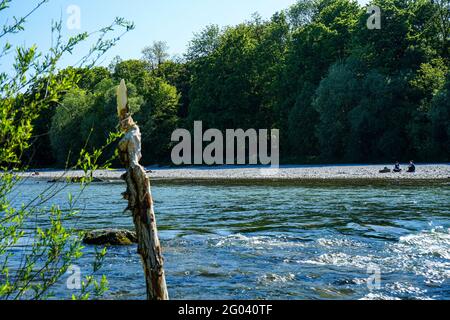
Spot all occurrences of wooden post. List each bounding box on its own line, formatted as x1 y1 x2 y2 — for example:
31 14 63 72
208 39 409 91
116 79 169 300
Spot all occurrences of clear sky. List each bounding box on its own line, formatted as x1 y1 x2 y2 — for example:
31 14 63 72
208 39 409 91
1 0 369 72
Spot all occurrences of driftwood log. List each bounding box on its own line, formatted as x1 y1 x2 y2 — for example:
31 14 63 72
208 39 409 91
117 79 169 300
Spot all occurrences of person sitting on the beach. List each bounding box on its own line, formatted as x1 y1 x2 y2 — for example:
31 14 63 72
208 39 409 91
393 162 402 172
407 160 416 173
379 167 391 173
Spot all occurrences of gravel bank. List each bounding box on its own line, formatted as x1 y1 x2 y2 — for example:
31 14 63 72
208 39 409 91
17 164 450 184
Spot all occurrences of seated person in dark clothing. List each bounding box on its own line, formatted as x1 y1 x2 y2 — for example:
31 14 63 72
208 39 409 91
393 162 402 172
407 161 416 173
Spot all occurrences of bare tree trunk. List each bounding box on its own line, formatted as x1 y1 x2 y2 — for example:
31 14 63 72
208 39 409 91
117 79 169 300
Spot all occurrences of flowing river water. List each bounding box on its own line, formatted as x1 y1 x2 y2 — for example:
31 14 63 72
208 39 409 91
7 179 450 300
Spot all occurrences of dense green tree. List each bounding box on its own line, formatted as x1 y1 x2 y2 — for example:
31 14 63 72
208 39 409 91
77 67 112 91
352 0 449 162
50 61 180 166
23 67 113 167
429 73 450 160
287 0 318 29
348 71 412 162
313 61 361 161
186 25 221 61
278 0 361 160
49 79 144 166
286 82 318 161
49 88 92 166
113 59 150 92
142 41 170 70
152 60 192 119
138 75 180 164
19 0 450 166
407 58 449 159
188 13 289 131
113 59 181 164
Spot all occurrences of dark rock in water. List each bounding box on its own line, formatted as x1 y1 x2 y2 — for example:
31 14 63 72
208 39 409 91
83 229 137 246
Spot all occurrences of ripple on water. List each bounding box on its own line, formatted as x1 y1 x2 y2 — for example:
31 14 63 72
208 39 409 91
304 253 375 269
209 234 307 250
386 227 450 285
257 273 296 284
7 182 450 300
360 293 401 300
396 227 450 260
385 282 428 297
316 237 367 249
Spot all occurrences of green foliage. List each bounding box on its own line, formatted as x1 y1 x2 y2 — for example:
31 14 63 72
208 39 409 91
186 25 221 61
410 58 449 111
281 0 449 163
188 13 290 131
110 60 181 164
49 80 138 166
142 41 170 70
113 59 149 89
277 0 361 160
15 0 450 167
49 61 180 166
139 77 180 163
428 74 450 160
1 0 134 300
153 61 192 119
49 89 91 166
314 61 361 161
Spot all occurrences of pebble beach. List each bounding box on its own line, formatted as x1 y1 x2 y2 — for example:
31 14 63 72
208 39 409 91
17 164 450 184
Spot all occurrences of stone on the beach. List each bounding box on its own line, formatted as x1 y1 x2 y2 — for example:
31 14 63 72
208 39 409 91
48 177 104 183
83 229 137 246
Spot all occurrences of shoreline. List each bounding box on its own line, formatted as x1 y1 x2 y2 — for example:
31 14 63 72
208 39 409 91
15 164 450 185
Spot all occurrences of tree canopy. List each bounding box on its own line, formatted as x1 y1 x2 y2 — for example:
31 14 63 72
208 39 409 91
24 0 450 166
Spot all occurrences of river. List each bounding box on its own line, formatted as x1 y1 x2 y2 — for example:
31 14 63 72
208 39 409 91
7 180 450 300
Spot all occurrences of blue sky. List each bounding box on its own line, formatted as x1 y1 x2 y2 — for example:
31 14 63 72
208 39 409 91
1 0 369 72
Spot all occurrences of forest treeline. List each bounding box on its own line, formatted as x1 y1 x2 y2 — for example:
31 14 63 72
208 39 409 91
24 0 450 167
